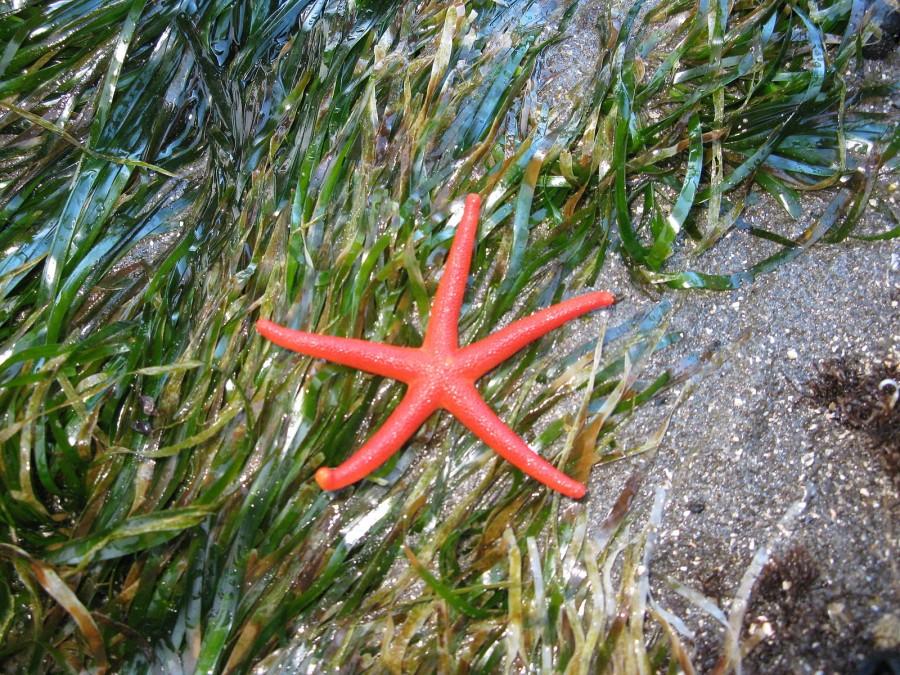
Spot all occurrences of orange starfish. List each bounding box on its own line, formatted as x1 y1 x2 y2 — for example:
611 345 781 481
257 194 615 498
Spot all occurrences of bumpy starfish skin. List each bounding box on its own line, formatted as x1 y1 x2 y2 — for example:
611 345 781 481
257 194 614 499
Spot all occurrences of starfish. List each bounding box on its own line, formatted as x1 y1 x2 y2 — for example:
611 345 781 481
257 194 614 499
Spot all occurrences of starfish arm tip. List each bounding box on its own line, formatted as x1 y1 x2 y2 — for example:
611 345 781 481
591 290 616 307
315 467 335 491
256 317 276 336
569 482 587 500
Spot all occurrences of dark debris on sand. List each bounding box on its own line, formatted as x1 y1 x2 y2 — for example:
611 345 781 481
806 356 900 490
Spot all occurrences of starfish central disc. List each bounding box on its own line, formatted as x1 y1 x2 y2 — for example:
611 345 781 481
257 194 615 499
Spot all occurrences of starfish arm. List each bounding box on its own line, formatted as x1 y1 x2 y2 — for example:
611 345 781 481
424 193 481 350
445 384 587 499
457 291 615 378
315 391 437 491
256 319 420 381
